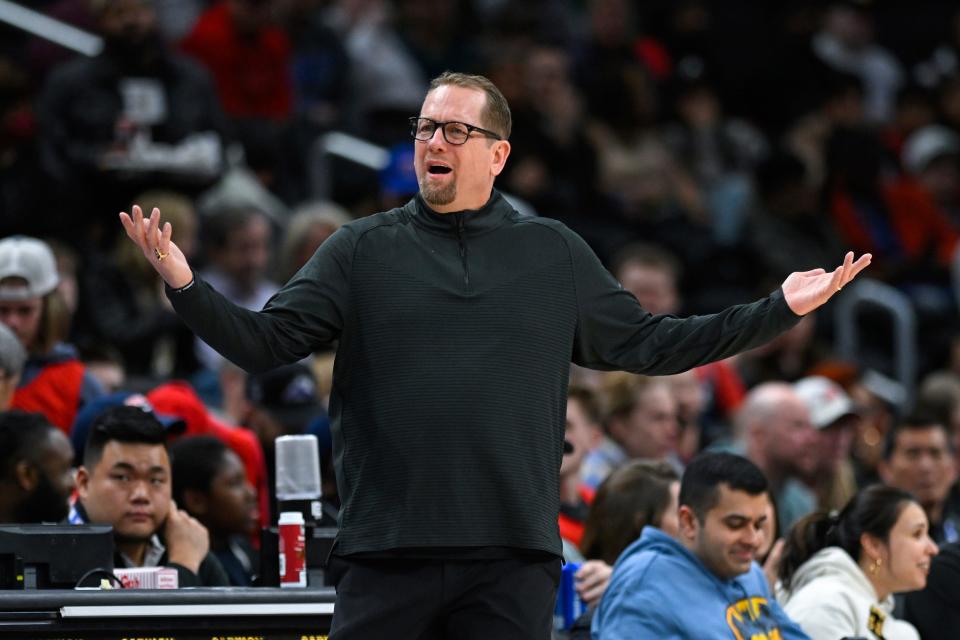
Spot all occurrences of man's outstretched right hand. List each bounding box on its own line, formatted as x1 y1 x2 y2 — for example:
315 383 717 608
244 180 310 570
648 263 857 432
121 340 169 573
119 204 194 290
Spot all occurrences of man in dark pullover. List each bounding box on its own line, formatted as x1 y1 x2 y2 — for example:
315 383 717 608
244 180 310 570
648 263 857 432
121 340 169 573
121 72 871 639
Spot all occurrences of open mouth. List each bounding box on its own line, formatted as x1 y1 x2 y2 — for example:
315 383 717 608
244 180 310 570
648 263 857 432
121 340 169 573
428 164 452 175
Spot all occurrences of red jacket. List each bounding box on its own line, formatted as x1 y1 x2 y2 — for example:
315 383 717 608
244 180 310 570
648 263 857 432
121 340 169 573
830 179 959 269
180 2 292 119
12 360 85 433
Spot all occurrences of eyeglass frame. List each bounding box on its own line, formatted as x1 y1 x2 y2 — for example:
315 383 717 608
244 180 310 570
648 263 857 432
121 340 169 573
408 116 503 145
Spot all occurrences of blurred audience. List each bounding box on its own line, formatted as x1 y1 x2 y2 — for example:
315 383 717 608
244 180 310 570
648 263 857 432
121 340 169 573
75 190 201 382
581 373 679 490
811 2 904 124
195 206 277 374
0 236 103 431
901 124 960 226
37 0 227 239
276 200 351 284
181 0 292 121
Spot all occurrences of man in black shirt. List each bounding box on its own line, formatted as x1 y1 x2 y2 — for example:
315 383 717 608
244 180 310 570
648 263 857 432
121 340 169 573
121 71 870 639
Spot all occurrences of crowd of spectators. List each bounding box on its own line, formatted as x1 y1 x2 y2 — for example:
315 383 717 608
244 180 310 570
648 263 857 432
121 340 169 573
2 0 960 637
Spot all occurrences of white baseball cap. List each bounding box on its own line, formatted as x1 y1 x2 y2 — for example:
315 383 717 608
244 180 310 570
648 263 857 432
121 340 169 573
794 376 858 429
0 236 60 301
902 125 960 175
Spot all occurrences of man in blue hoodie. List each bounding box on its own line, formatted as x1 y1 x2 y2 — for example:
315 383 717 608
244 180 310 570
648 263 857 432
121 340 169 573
593 452 809 639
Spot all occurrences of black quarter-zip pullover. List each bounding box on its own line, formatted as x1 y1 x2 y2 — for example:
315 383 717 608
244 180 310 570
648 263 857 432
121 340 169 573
169 191 801 556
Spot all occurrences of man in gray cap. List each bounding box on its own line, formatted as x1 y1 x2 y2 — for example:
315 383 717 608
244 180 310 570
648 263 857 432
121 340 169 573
0 323 26 411
794 375 860 511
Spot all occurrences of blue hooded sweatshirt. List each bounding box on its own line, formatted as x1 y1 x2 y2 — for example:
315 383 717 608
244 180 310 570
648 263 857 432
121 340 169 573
592 527 810 639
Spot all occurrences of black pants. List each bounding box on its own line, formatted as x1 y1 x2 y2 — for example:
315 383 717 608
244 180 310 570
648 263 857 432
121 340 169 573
326 555 561 640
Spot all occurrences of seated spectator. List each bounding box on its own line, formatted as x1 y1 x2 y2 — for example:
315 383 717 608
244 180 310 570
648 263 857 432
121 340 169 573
580 460 680 567
901 125 960 226
0 411 74 523
558 385 603 551
902 541 960 640
72 405 229 586
195 206 277 375
580 373 679 489
879 414 960 544
825 126 958 284
794 375 860 511
0 323 26 410
171 436 259 585
276 201 351 284
661 75 768 246
0 236 102 431
663 369 707 463
610 243 746 444
778 485 938 640
569 460 680 638
74 190 201 381
592 452 807 638
735 381 819 531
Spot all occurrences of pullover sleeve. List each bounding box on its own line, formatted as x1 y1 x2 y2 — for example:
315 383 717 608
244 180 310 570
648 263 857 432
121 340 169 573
567 231 802 374
167 225 355 372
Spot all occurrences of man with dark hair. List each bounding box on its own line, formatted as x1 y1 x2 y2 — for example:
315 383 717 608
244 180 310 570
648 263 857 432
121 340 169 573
593 452 808 638
72 405 229 586
171 436 259 585
880 414 960 544
122 69 868 638
0 410 74 523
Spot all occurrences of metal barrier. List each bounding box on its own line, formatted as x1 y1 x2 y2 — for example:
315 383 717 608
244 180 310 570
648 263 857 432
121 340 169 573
833 277 917 410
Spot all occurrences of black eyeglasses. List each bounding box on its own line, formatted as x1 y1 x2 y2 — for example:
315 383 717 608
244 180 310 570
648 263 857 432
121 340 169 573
409 117 503 145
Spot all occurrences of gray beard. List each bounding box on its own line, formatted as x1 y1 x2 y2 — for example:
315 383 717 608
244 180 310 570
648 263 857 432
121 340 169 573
419 176 457 206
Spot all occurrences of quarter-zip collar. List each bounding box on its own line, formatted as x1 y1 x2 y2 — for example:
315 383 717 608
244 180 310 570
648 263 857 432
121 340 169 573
411 189 511 236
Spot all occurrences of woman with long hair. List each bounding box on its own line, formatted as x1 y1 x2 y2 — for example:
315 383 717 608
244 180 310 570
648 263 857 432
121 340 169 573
778 484 938 640
568 460 679 640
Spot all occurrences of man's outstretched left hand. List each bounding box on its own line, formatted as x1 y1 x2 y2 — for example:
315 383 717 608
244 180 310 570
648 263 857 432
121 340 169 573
781 251 872 316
